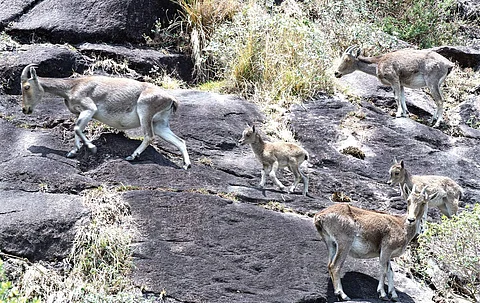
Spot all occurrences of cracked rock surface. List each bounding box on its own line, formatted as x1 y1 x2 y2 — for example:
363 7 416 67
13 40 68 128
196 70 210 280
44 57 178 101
2 84 480 302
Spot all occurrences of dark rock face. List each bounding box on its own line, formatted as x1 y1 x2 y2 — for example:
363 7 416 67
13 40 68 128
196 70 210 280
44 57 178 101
128 190 328 303
0 1 479 300
3 0 179 44
0 190 87 261
2 83 473 301
0 44 87 95
433 45 480 70
77 43 194 82
0 0 36 29
457 0 480 20
332 73 480 212
0 44 192 95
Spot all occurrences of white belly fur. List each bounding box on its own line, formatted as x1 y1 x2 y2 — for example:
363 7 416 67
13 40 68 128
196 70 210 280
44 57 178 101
403 74 426 89
349 237 379 259
93 111 141 130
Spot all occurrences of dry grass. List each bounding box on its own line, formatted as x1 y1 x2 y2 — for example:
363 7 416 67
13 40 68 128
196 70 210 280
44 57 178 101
143 67 186 89
172 0 463 143
196 0 408 142
175 0 242 81
3 186 147 303
444 66 480 104
83 56 137 78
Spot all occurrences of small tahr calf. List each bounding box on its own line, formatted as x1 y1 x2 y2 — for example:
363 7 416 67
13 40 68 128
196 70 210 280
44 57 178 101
239 125 309 196
314 185 431 301
388 159 462 219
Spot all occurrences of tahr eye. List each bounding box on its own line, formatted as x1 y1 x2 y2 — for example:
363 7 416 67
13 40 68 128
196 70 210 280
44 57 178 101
24 85 30 91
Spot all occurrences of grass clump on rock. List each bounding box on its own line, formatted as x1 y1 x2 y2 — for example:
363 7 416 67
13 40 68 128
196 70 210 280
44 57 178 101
2 186 148 303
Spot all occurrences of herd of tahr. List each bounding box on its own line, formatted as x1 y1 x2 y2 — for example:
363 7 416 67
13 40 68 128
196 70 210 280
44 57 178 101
19 46 462 301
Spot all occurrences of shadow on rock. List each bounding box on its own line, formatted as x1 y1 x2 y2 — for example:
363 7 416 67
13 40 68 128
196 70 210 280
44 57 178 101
28 145 69 158
28 132 182 172
327 272 415 303
328 271 416 303
78 133 181 172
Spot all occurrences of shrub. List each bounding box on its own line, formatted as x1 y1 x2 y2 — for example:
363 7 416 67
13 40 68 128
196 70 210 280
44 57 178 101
0 258 40 303
409 204 480 301
367 0 461 48
206 1 337 102
202 0 408 103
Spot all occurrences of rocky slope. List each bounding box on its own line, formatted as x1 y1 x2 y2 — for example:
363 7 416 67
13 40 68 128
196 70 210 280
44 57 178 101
0 1 480 303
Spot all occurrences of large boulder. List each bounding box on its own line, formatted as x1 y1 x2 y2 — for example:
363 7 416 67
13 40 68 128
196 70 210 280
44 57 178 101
0 190 88 261
0 0 36 29
0 96 95 261
129 190 328 303
128 190 433 303
0 44 193 95
432 45 480 70
0 44 87 95
3 0 179 44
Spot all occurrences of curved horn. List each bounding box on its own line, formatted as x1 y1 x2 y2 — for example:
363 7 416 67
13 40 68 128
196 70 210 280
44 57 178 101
420 186 426 194
352 46 361 57
21 64 38 82
411 184 417 195
420 186 438 201
344 45 356 54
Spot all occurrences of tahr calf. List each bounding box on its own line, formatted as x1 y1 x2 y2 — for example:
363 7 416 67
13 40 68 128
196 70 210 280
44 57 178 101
239 125 309 196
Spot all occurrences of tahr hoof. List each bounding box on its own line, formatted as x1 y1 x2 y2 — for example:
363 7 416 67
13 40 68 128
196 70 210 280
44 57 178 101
66 151 77 158
183 163 191 170
378 293 389 301
125 155 135 161
88 145 97 154
336 293 351 301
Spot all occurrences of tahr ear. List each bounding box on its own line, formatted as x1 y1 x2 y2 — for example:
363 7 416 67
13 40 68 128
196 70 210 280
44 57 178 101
403 184 412 197
251 124 256 133
393 156 398 164
422 187 437 200
30 66 38 80
400 160 404 168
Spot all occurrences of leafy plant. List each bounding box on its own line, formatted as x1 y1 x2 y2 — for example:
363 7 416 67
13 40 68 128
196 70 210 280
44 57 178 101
207 1 336 104
0 259 40 303
368 0 460 48
408 204 480 301
467 115 480 129
0 32 20 52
